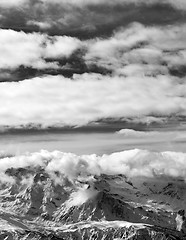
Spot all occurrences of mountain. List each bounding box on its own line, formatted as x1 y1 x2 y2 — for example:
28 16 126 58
0 150 186 239
0 167 185 240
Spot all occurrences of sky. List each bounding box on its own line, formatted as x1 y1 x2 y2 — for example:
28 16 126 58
0 0 186 131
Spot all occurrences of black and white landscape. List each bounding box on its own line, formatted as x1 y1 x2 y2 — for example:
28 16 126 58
0 0 186 239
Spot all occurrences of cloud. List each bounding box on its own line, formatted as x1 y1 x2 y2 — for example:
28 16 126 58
1 22 185 77
0 29 53 69
27 20 52 30
1 149 186 184
116 129 179 144
98 149 186 178
2 23 185 77
85 23 186 76
0 73 185 127
117 129 162 137
0 0 26 7
44 36 82 59
0 29 81 70
0 0 186 10
0 172 15 184
66 188 98 208
0 23 186 127
0 151 46 172
165 0 186 10
124 116 168 125
0 0 185 40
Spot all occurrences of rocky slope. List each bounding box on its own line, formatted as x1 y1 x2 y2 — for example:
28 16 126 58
0 156 185 239
0 221 183 240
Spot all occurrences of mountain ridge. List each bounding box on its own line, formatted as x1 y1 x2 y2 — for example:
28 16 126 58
0 150 186 239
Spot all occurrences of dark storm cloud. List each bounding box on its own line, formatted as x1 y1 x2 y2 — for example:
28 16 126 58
0 1 186 39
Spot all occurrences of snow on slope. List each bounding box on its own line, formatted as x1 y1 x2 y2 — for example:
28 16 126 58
0 149 185 239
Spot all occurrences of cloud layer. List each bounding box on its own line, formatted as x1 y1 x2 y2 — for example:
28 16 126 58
0 29 82 70
0 73 185 127
0 4 185 128
1 22 186 77
0 0 185 39
1 0 186 10
1 149 186 184
85 23 186 77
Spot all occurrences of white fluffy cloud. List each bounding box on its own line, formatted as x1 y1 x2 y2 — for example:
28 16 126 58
0 22 185 75
0 23 185 127
117 129 165 137
0 73 185 127
44 36 82 59
85 23 186 76
0 29 81 69
1 149 186 183
0 30 55 69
